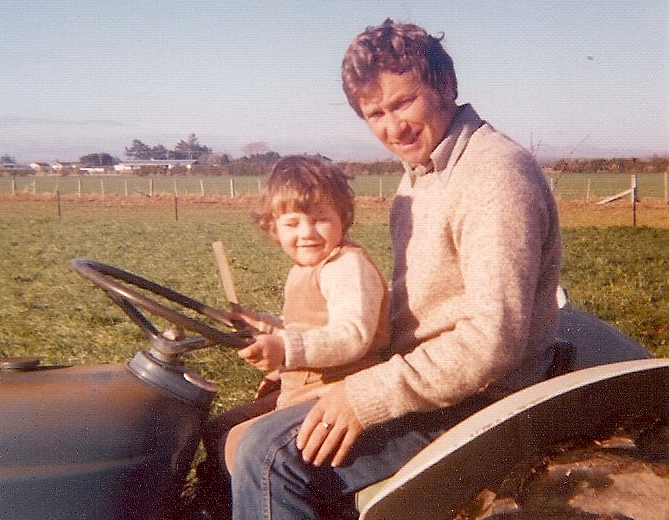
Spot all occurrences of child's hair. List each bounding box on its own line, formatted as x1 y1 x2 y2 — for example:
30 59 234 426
256 155 355 239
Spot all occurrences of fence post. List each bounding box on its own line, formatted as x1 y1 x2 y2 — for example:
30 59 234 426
200 179 205 197
229 178 235 197
631 174 638 227
11 178 16 196
379 177 383 198
149 179 154 197
586 179 591 202
78 178 82 198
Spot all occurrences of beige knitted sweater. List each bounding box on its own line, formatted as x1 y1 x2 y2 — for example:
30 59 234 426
276 243 390 408
345 104 562 428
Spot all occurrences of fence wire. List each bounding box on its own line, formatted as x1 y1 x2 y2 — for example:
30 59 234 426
2 173 667 202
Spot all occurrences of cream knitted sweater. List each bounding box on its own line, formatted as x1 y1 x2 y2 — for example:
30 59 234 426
345 104 562 428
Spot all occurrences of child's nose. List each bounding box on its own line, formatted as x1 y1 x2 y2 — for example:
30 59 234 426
298 220 316 237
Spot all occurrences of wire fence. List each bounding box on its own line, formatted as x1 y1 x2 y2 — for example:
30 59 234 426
1 172 667 202
547 172 668 203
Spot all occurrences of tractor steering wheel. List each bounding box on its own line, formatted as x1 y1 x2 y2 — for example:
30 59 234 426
71 258 252 358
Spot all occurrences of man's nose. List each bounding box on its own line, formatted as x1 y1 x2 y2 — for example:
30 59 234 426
386 113 408 140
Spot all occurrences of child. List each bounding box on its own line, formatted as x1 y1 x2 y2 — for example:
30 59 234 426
231 154 390 410
182 155 390 520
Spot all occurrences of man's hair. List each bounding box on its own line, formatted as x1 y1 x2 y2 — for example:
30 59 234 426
342 19 458 118
256 155 355 239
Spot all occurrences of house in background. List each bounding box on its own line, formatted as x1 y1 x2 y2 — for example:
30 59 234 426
114 159 198 172
50 161 78 172
29 162 51 172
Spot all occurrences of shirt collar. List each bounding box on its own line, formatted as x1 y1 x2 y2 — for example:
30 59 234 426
405 104 484 183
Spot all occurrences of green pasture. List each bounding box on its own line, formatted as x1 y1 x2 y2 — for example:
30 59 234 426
0 202 667 416
2 174 401 199
2 172 668 201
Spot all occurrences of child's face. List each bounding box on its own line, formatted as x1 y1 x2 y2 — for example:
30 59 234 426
274 202 344 267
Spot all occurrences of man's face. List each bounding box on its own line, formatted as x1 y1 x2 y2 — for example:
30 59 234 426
358 71 456 166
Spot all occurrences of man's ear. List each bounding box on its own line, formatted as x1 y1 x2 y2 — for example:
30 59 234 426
440 77 457 104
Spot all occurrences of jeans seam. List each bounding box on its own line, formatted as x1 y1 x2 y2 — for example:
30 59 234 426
261 427 299 519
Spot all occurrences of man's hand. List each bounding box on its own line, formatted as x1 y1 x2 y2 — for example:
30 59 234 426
237 335 285 371
296 382 363 467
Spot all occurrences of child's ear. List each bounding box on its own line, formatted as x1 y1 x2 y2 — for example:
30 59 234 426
268 223 280 243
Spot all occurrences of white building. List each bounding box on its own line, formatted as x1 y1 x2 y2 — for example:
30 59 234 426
114 159 197 172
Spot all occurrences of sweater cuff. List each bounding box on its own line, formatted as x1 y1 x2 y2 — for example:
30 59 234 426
279 329 307 368
344 368 392 428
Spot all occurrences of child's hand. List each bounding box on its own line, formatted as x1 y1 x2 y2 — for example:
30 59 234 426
238 334 285 372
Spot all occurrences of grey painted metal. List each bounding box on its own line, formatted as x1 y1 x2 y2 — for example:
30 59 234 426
557 304 653 368
0 355 215 520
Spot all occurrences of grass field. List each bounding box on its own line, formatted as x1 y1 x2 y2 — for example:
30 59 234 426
0 194 667 415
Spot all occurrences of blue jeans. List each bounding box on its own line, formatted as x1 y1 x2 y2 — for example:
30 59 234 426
230 397 490 519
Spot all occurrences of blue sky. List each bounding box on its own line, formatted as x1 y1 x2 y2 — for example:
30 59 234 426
1 0 667 163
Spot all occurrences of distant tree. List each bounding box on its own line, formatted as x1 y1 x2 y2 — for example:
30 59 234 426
241 141 270 157
649 155 669 173
151 144 169 160
238 151 280 164
0 154 16 166
198 153 232 167
337 160 401 177
79 153 119 167
172 134 211 160
125 139 153 160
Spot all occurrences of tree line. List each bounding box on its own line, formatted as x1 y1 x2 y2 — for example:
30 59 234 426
546 156 669 174
123 134 212 161
3 142 668 177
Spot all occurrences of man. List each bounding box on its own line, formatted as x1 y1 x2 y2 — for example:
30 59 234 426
230 19 562 519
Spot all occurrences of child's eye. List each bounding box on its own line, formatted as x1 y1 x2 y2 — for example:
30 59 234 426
277 216 299 227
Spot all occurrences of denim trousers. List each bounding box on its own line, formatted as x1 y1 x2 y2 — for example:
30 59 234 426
230 397 490 519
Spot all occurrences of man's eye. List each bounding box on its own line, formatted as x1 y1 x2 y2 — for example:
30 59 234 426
396 97 414 110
